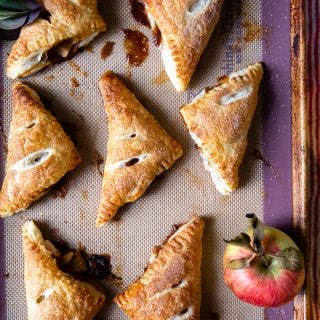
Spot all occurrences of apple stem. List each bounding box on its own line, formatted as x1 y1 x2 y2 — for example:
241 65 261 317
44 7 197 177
260 254 270 268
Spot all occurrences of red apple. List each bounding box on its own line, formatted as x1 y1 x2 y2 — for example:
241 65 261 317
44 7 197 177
223 214 305 307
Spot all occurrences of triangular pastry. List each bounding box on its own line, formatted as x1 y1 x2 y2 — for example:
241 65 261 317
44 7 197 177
144 0 224 92
115 216 204 319
180 63 263 195
23 220 105 320
6 0 106 79
0 82 81 217
97 72 183 226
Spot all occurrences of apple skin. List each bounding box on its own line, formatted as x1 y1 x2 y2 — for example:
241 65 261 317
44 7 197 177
223 225 305 307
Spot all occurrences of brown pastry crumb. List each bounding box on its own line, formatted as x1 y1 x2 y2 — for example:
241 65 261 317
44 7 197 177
152 70 169 85
85 45 94 53
123 29 149 67
67 61 88 77
100 41 115 60
70 77 80 88
129 0 150 27
70 89 85 101
82 191 88 200
45 75 55 81
51 176 69 199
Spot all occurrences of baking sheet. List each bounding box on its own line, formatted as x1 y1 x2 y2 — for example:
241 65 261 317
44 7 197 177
0 0 267 319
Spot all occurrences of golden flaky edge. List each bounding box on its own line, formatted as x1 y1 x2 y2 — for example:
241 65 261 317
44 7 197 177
96 71 183 226
0 82 80 217
23 220 105 320
115 216 204 320
180 62 263 195
144 0 224 92
6 0 106 79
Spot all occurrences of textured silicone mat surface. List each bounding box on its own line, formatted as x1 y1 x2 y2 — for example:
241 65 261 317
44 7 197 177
1 0 265 319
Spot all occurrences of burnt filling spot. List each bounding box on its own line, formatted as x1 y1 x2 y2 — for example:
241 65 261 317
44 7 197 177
125 158 139 167
87 254 113 280
129 0 150 27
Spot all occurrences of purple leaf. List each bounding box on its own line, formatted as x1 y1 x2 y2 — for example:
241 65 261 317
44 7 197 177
0 15 27 30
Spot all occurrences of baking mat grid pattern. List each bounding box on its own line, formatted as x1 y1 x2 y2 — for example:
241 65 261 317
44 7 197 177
1 1 265 319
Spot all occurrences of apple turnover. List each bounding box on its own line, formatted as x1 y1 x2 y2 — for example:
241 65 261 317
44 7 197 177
97 72 183 226
180 63 264 195
0 82 81 217
115 216 204 319
6 0 106 79
23 220 105 320
144 0 224 92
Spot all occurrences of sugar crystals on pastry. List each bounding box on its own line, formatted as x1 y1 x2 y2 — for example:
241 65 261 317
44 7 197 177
115 216 204 320
144 0 224 92
23 220 105 320
0 82 81 217
97 71 183 226
6 0 106 79
180 63 264 195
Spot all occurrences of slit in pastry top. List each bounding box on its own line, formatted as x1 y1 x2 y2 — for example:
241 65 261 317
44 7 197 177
11 149 53 172
187 0 211 16
109 153 149 171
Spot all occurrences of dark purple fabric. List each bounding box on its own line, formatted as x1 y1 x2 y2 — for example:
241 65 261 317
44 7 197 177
262 1 293 319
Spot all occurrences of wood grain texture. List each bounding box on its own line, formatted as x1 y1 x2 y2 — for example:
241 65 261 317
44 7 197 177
291 0 309 319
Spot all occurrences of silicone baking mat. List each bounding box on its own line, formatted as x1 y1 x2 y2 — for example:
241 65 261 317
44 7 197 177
0 0 296 319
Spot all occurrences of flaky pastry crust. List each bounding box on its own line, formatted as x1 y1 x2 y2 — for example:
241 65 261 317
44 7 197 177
0 82 80 216
115 216 204 319
6 0 106 79
97 72 183 226
23 220 105 320
180 63 263 194
144 0 224 92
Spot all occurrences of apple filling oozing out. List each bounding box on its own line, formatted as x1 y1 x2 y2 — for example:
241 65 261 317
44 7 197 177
18 32 99 77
